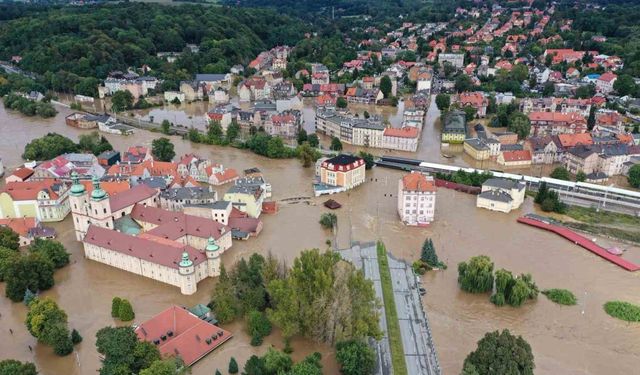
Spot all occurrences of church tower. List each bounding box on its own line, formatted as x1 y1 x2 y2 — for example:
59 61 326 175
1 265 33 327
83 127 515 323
205 236 221 277
69 171 90 241
179 252 196 295
88 175 114 230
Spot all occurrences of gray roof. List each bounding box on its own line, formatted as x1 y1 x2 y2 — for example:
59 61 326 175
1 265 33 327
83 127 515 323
483 178 524 191
159 187 217 201
184 200 232 210
465 138 489 151
443 110 467 134
195 74 227 82
478 189 513 203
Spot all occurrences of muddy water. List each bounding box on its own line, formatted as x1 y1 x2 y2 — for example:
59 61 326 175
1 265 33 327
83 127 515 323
1 103 640 375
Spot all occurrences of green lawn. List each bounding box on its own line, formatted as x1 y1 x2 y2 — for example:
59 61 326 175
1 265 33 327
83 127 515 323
376 242 408 375
565 206 640 227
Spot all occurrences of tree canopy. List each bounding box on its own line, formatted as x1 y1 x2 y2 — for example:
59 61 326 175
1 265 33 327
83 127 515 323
463 330 535 375
151 137 175 162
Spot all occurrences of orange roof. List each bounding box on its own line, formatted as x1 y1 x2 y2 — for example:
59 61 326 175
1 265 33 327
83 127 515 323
213 168 238 184
384 127 419 138
0 217 36 236
0 179 65 201
458 92 487 107
135 305 232 366
501 150 532 162
557 133 593 148
528 112 586 124
9 167 34 180
401 172 436 192
345 87 357 96
80 180 130 196
616 133 633 145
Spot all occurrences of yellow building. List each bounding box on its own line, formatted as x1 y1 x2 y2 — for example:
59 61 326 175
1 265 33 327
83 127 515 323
319 154 366 189
223 185 265 218
442 110 467 144
0 180 70 222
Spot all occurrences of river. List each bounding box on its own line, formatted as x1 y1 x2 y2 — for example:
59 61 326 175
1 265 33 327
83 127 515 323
0 102 639 375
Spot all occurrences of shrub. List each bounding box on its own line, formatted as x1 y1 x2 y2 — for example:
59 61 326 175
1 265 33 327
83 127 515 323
458 256 494 293
118 299 135 321
111 297 122 318
542 289 577 306
603 301 640 322
229 357 239 374
319 213 337 229
247 310 272 346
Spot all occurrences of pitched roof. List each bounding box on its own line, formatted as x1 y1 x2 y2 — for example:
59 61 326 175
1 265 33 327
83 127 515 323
109 184 158 212
84 225 205 269
1 179 66 201
0 217 37 236
9 167 34 180
401 173 436 192
135 305 232 366
557 133 593 148
384 127 419 138
501 150 532 162
80 180 130 196
131 204 229 241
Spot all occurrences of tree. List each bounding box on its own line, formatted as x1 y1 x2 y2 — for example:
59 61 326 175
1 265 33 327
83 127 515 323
161 120 171 135
380 76 392 98
507 112 531 140
243 356 266 375
0 360 38 375
111 91 134 112
22 133 77 161
211 264 239 323
308 134 320 148
542 81 554 96
575 84 595 99
5 253 54 302
319 213 337 229
151 137 175 162
463 330 534 375
550 167 571 181
139 359 179 375
613 74 637 96
358 152 374 169
420 238 440 268
330 137 343 151
462 106 477 121
297 128 308 145
111 297 122 318
0 227 19 250
78 132 113 155
575 171 587 182
118 299 135 321
215 370 222 375
29 239 69 269
229 357 239 374
71 329 83 344
264 347 293 374
298 142 320 168
336 340 375 375
336 97 348 109
629 165 640 188
25 297 74 356
455 74 473 93
247 310 272 346
587 106 596 131
226 120 241 143
458 256 494 294
363 111 370 119
0 247 19 282
207 120 224 143
435 94 450 111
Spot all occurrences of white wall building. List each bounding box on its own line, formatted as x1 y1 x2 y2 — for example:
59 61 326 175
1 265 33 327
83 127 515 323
397 172 437 226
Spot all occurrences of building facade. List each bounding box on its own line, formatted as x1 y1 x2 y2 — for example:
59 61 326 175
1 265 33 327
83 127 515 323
397 172 437 226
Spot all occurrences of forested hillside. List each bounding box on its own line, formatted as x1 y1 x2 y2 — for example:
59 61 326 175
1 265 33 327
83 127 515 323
0 3 307 94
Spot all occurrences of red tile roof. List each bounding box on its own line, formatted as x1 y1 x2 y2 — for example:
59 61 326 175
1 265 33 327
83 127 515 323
131 204 229 241
80 180 130 196
383 127 419 138
528 112 586 124
135 305 232 366
109 184 158 212
212 168 238 184
401 173 436 192
501 150 532 162
598 71 617 83
0 217 36 236
84 225 205 269
1 179 65 201
9 167 34 181
557 133 593 148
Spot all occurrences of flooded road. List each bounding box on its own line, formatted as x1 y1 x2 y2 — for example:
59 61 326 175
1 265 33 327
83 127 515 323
1 103 639 375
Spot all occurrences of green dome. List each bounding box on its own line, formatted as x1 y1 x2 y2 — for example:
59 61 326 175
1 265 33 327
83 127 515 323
205 236 220 253
70 171 86 196
90 175 107 201
179 252 193 268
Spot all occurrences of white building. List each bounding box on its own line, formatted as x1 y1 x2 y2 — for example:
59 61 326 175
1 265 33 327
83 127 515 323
397 172 437 226
476 178 525 213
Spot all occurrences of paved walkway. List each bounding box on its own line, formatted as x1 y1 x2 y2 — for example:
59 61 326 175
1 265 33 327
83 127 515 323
337 242 441 375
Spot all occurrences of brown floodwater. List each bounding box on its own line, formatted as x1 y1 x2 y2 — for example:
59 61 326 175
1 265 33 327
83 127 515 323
1 102 639 375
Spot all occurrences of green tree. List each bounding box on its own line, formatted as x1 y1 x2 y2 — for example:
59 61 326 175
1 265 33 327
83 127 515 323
29 239 69 269
336 340 375 375
226 120 241 143
575 84 596 99
358 152 374 170
215 370 222 375
78 132 113 156
5 253 55 302
264 347 293 374
22 133 77 161
161 120 171 135
336 97 348 109
229 357 239 374
111 297 122 318
463 330 534 375
542 81 555 96
151 137 175 162
111 91 134 112
613 74 637 96
380 76 392 98
330 137 343 151
118 299 135 321
0 227 19 250
308 133 320 148
139 359 179 375
298 142 320 168
0 247 19 282
211 264 239 323
25 297 74 356
587 106 596 131
0 360 38 375
462 106 477 121
420 238 440 268
458 256 494 294
575 171 587 182
319 213 337 229
550 167 571 181
435 94 450 111
628 164 640 188
455 74 473 93
243 356 266 375
507 112 531 140
363 111 370 119
297 128 308 145
247 310 272 346
71 329 83 344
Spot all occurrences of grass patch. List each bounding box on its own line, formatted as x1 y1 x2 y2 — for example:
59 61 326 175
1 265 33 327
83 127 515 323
564 222 640 244
565 206 640 226
603 301 640 322
376 242 408 375
542 289 577 306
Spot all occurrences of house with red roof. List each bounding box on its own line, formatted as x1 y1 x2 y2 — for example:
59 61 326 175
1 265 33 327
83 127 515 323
5 167 34 183
383 127 419 152
529 112 588 136
596 72 617 94
0 217 55 247
456 92 489 117
135 305 232 365
497 150 532 167
0 179 71 222
397 172 436 226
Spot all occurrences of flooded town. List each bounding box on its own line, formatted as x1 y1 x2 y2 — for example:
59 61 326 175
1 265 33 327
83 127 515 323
1 1 640 375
